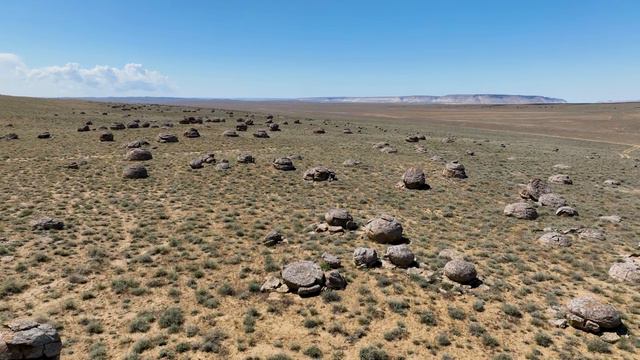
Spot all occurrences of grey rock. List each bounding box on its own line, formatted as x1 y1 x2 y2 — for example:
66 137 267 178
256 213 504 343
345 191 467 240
578 228 606 241
122 164 149 179
503 202 538 220
538 193 567 208
548 174 573 185
324 208 353 228
604 179 621 186
608 254 640 284
281 261 324 291
384 244 415 268
99 132 114 142
324 270 347 290
157 134 178 143
363 214 403 243
0 320 62 360
538 232 572 247
444 259 477 284
297 284 322 297
321 253 341 268
442 161 467 179
237 153 255 163
183 128 200 138
520 178 551 201
253 129 269 138
125 148 152 161
600 332 621 344
273 157 295 171
599 215 621 223
566 296 621 332
353 247 380 268
342 159 361 167
402 167 429 189
312 128 325 134
222 130 238 137
438 248 463 260
263 230 283 246
31 218 64 231
303 167 337 181
125 139 149 148
556 206 578 217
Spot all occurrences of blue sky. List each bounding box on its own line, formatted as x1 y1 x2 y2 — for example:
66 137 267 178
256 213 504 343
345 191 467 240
0 0 639 102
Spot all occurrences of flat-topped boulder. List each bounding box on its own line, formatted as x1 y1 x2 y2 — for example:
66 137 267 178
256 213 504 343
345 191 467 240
578 228 605 241
183 128 200 138
253 130 269 138
608 255 640 284
343 159 361 167
364 214 403 243
503 202 538 220
312 128 325 134
566 296 621 333
110 122 125 130
604 179 621 186
273 157 295 171
222 130 238 137
0 319 62 360
126 139 150 148
237 153 255 163
31 218 64 231
157 134 178 143
442 161 467 179
538 232 572 247
538 193 567 208
37 132 51 139
549 174 573 185
556 206 578 217
281 261 324 295
303 167 336 181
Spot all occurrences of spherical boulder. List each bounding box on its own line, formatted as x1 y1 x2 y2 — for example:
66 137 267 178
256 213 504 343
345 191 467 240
443 161 467 179
273 157 295 171
363 214 403 243
444 259 477 284
385 244 415 268
402 167 428 189
126 148 152 161
566 296 621 333
503 202 538 220
123 164 149 179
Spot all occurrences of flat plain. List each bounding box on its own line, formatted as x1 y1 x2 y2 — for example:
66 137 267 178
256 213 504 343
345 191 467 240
1 95 639 359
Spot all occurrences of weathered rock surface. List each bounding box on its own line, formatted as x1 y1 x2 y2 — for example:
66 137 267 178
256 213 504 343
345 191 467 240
556 206 578 217
157 134 178 143
442 161 467 179
281 261 324 292
31 218 64 231
183 128 200 138
363 215 403 243
237 153 255 163
384 244 415 268
263 230 283 246
444 259 477 284
321 253 341 268
273 157 295 171
578 228 606 241
324 270 347 290
566 296 621 333
0 319 62 360
503 202 538 220
342 159 361 167
520 178 551 201
402 167 429 189
223 130 238 137
548 174 573 185
303 167 337 181
608 255 640 284
353 247 380 268
538 232 572 247
126 148 152 161
99 132 114 142
538 193 567 208
324 208 354 228
123 164 149 179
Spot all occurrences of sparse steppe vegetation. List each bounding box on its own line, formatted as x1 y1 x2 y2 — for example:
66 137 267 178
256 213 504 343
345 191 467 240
0 94 639 359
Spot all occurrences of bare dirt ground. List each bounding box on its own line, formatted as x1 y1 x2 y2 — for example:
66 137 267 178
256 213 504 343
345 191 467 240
1 95 639 360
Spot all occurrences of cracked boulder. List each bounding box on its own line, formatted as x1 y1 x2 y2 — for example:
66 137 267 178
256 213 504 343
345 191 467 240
281 261 325 296
503 202 538 220
363 214 403 243
565 296 621 333
0 319 62 360
608 255 640 284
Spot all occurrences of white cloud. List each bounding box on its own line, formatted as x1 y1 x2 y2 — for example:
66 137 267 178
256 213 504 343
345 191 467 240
0 53 172 96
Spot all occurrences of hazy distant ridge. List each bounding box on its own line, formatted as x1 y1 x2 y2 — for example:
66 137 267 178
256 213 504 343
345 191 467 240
298 94 566 104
